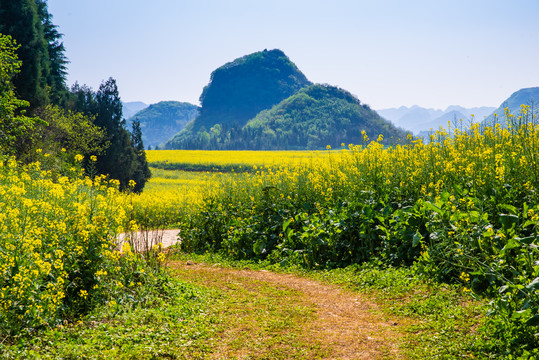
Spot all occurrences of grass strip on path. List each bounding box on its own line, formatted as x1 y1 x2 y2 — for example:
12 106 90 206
169 259 408 359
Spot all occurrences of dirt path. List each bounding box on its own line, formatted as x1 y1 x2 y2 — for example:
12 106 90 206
117 229 180 251
169 260 409 359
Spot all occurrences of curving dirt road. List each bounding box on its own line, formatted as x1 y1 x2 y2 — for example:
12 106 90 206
170 261 409 359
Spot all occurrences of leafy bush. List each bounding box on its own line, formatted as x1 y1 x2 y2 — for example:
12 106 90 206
179 106 539 355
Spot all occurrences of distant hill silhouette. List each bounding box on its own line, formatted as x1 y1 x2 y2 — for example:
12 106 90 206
122 101 148 119
128 101 199 148
482 87 539 126
378 105 495 134
165 49 409 150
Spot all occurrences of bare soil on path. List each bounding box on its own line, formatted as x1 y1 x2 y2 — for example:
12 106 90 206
117 229 180 251
169 260 409 360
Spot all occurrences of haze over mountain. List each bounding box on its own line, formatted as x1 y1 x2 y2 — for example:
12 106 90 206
127 101 199 149
122 101 148 119
377 105 495 134
165 49 408 150
482 87 539 126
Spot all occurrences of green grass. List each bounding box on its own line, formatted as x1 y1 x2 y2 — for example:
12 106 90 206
0 276 218 359
171 252 491 359
1 250 495 359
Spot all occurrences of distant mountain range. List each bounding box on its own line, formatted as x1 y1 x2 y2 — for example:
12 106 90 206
377 105 495 134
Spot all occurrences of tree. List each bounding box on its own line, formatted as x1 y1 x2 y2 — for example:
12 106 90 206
0 0 50 108
33 105 106 160
0 34 43 156
0 0 69 108
130 119 151 193
69 78 150 192
36 0 68 105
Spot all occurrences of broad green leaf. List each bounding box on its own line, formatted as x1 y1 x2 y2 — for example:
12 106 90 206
502 237 521 251
412 231 423 247
499 213 519 230
423 201 443 215
525 277 539 291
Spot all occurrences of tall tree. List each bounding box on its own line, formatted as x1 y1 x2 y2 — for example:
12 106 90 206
0 34 43 156
69 78 150 192
0 0 50 108
36 0 68 105
131 119 151 193
0 0 68 108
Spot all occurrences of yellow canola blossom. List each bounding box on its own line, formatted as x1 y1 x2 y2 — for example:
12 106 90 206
138 106 539 231
0 158 131 333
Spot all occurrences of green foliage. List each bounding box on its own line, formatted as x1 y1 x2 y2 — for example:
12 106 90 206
179 112 539 357
27 105 106 167
130 119 151 193
0 0 68 108
69 78 151 192
0 274 212 359
0 34 44 157
167 83 409 150
36 0 69 105
243 84 409 149
0 158 166 341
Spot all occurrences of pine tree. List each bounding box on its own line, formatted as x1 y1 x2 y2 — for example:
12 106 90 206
69 78 150 192
0 0 68 108
0 0 50 108
36 0 68 105
130 119 151 193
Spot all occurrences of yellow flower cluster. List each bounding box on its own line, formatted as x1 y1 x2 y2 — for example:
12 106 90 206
146 149 330 171
139 106 539 235
0 157 131 333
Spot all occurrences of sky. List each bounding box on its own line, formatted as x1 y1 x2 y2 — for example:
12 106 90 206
46 0 539 110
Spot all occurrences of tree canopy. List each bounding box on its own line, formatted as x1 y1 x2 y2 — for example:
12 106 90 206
0 0 151 192
0 34 43 156
0 0 68 109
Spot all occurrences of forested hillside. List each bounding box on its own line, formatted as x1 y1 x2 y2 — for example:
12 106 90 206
165 50 408 150
482 87 539 126
0 0 150 192
243 84 408 149
165 49 312 149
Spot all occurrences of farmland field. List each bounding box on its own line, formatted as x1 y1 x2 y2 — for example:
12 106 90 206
134 108 539 357
3 108 539 358
146 149 332 172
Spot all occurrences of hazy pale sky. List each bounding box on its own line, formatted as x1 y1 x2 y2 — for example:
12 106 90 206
46 0 539 110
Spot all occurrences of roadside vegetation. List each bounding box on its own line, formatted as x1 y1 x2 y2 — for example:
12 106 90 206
174 107 539 358
2 3 539 357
